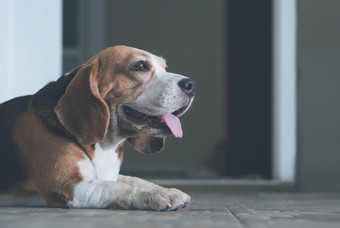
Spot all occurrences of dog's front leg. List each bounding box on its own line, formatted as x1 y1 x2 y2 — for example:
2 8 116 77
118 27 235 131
69 178 188 211
117 174 191 210
117 174 158 188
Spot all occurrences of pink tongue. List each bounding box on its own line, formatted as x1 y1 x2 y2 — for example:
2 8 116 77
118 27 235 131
161 114 183 138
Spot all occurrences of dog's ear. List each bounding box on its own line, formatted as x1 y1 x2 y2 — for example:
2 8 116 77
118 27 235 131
127 135 165 154
55 58 110 145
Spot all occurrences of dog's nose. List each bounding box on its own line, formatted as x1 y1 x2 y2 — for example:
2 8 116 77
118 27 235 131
178 78 196 98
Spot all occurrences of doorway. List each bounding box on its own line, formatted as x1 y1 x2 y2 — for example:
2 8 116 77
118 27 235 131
62 0 273 180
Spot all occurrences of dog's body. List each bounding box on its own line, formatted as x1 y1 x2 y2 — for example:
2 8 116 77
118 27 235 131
0 46 195 211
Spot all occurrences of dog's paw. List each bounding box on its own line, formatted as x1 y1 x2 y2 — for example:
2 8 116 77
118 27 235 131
134 187 190 211
166 188 191 211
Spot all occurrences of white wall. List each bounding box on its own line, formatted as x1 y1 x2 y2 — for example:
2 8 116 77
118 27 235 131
0 0 62 103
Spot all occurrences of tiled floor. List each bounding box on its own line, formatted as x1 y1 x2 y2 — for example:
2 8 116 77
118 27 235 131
1 190 340 228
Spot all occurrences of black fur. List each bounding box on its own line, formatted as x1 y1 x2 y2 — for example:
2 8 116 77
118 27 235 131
0 96 31 192
31 67 80 137
0 67 80 192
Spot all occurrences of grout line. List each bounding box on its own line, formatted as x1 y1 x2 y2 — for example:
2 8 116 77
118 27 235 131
224 205 249 228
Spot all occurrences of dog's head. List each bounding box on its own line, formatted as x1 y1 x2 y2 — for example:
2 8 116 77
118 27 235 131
55 46 195 153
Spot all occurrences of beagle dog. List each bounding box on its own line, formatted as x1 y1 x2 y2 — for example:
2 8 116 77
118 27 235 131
0 46 195 211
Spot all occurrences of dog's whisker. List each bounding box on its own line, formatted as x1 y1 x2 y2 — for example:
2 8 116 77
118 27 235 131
143 111 154 119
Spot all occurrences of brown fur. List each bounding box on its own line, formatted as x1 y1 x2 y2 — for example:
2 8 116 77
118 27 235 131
11 108 86 206
55 59 110 145
116 139 126 162
94 47 156 106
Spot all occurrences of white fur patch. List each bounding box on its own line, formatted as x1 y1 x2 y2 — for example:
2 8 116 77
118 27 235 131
92 142 122 181
69 179 134 208
128 56 189 115
77 158 95 179
76 139 123 182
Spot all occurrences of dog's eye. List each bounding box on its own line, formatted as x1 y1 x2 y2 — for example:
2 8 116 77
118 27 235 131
130 61 150 71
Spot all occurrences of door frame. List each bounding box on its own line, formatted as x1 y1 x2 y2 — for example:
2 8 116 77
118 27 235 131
272 0 297 184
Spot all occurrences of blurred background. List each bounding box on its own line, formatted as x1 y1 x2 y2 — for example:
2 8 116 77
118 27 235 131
1 0 340 192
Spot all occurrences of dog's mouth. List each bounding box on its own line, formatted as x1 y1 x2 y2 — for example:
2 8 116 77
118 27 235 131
122 104 189 138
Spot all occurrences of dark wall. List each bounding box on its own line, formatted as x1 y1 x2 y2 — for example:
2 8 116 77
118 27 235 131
297 0 340 191
105 0 226 176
